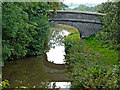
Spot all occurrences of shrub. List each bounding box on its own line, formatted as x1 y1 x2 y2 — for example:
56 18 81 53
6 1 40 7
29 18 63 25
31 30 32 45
97 1 120 50
0 74 9 89
64 33 80 54
64 33 119 89
2 2 55 63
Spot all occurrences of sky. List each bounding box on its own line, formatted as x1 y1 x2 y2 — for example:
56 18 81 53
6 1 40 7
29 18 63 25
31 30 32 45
63 0 108 4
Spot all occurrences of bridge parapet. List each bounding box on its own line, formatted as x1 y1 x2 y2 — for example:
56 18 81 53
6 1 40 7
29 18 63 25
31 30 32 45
50 10 105 22
49 10 105 38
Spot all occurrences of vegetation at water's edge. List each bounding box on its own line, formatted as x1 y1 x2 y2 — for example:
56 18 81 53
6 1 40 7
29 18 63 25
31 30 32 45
64 1 120 89
65 34 119 88
97 1 120 50
84 35 118 65
2 2 66 88
2 2 62 64
0 74 9 89
2 1 120 89
2 2 48 62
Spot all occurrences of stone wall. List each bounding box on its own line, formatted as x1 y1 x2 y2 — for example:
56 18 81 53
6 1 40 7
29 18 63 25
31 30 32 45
50 10 105 38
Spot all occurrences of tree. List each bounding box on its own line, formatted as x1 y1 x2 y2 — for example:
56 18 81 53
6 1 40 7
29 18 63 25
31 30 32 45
96 1 120 50
2 2 61 64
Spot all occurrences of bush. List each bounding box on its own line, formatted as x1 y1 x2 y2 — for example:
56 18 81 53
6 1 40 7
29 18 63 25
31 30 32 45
64 1 120 89
0 74 9 89
97 1 120 50
64 33 119 89
64 33 80 54
84 35 118 65
2 2 52 63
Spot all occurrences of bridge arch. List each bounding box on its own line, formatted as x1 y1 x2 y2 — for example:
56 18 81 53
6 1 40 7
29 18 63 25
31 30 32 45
50 21 83 38
49 10 105 38
51 24 80 37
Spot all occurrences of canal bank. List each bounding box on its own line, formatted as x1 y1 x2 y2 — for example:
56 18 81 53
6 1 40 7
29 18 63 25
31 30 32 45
2 25 78 88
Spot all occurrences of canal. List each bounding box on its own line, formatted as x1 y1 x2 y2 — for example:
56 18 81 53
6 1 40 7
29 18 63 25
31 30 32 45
2 25 74 88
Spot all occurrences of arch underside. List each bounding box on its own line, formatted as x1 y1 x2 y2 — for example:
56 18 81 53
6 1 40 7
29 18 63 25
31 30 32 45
50 21 103 38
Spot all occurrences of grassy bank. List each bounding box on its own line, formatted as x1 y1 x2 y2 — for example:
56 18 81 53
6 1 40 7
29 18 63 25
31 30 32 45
84 35 118 65
64 33 119 89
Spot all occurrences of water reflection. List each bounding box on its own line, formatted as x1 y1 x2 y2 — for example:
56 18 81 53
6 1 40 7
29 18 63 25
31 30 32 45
2 55 50 88
49 82 71 88
48 30 70 47
46 30 70 64
2 30 71 88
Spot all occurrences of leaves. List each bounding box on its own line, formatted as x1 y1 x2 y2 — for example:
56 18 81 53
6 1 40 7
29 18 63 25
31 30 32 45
97 2 120 50
64 33 119 89
2 2 51 62
0 79 10 89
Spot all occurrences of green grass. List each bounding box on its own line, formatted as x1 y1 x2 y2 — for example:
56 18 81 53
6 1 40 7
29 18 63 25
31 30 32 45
64 33 119 89
65 33 80 40
83 35 118 65
65 33 118 65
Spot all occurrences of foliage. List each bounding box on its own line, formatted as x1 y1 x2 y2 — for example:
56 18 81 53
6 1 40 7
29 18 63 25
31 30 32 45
64 33 80 54
84 35 118 65
96 1 120 50
71 61 119 89
64 33 119 89
2 2 61 63
64 1 120 89
59 2 69 10
48 2 68 11
15 86 28 89
0 80 9 89
48 2 61 13
70 4 102 12
25 2 51 56
0 74 9 89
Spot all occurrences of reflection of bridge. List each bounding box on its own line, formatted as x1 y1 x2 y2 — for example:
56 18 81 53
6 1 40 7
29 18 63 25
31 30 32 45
43 58 71 82
50 10 105 38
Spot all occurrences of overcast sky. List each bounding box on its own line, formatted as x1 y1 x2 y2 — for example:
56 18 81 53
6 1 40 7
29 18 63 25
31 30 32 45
63 0 108 4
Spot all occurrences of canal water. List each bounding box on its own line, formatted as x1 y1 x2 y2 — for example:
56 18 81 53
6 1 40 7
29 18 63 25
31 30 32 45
2 29 71 88
47 30 70 64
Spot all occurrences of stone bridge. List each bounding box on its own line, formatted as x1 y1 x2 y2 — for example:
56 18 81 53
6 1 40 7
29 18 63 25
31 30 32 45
49 10 105 38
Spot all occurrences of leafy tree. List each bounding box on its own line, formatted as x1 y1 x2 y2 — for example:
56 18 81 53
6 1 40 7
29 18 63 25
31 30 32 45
59 2 69 10
72 4 102 12
96 1 120 50
2 2 61 64
2 2 30 60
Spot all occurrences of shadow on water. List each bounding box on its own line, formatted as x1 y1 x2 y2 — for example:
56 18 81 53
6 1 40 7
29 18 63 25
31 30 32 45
2 29 71 88
3 55 50 88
